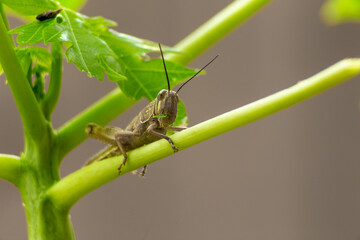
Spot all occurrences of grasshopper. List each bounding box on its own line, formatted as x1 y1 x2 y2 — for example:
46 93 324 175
85 44 218 175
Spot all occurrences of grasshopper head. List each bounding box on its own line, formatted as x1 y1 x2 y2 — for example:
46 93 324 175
154 89 179 127
156 43 218 128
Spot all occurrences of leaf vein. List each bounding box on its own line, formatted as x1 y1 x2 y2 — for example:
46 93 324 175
62 11 90 74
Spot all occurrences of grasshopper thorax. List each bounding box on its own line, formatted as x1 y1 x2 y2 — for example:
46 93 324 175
154 89 179 127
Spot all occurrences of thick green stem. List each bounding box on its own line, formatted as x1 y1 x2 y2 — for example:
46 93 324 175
20 169 75 240
47 58 360 210
19 125 75 240
20 174 75 240
0 8 74 239
166 0 271 64
42 42 63 120
0 11 47 142
0 154 21 184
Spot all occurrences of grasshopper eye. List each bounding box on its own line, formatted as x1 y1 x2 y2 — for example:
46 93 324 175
157 90 167 100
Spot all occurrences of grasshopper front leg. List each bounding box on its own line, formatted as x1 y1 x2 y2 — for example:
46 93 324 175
134 124 185 177
148 122 179 152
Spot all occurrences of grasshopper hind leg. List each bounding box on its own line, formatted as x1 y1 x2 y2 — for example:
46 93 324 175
116 143 128 174
115 131 139 174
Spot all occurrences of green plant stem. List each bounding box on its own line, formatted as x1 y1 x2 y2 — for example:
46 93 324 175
56 88 136 160
0 4 9 31
0 154 21 184
0 11 47 141
56 0 267 158
21 187 75 240
166 0 271 65
19 126 75 240
41 42 63 120
0 11 74 238
0 3 14 48
47 58 360 210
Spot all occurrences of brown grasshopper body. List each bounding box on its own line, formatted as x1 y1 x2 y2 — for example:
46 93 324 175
86 89 185 173
85 44 218 175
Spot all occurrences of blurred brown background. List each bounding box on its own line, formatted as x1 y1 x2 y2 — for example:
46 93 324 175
1 0 360 239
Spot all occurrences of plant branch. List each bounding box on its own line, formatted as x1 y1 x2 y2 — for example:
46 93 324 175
47 58 360 210
56 88 136 160
41 42 63 120
0 154 21 184
0 12 47 141
166 0 271 65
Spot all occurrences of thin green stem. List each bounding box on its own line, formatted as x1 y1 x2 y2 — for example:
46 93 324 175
47 58 360 210
56 88 136 160
0 11 47 141
0 154 21 184
166 0 271 65
41 42 63 120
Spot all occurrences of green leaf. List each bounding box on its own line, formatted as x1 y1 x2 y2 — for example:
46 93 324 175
9 8 198 102
0 0 58 16
9 19 56 45
98 55 127 81
0 63 3 76
321 0 360 24
44 10 116 80
14 46 52 100
167 100 188 135
116 57 198 100
10 9 117 80
15 46 52 74
14 48 32 79
174 100 188 127
102 29 179 57
83 16 117 32
29 47 52 69
101 30 198 100
22 46 51 69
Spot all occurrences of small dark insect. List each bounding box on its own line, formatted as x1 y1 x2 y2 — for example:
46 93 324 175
36 9 62 21
86 43 218 176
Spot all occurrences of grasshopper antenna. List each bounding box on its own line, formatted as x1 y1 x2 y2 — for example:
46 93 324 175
176 55 219 93
159 43 171 91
